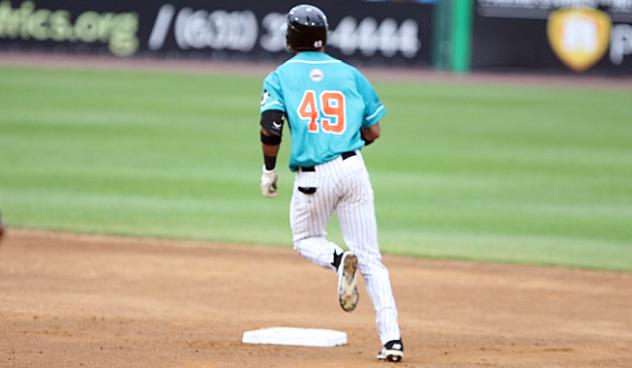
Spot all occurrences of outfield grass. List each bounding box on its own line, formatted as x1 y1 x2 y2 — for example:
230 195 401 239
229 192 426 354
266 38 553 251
1 65 631 271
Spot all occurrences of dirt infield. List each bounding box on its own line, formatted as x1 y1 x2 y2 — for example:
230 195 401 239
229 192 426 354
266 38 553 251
0 230 631 367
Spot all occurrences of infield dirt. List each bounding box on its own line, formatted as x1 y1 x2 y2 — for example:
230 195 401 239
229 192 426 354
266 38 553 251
1 229 631 367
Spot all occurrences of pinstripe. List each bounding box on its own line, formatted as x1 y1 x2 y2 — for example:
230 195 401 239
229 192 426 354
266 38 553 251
290 153 400 344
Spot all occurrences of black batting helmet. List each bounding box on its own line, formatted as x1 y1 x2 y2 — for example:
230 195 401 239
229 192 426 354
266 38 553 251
286 4 328 52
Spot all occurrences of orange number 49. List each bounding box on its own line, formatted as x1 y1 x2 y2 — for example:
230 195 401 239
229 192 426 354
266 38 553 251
297 90 346 134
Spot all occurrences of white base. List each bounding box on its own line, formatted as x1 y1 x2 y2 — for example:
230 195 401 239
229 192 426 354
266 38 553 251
242 327 347 348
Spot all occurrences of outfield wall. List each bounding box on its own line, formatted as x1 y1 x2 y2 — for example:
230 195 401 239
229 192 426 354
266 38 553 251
1 0 631 75
0 0 433 67
472 0 632 75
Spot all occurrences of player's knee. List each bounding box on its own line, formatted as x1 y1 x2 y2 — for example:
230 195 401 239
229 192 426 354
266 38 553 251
292 238 311 255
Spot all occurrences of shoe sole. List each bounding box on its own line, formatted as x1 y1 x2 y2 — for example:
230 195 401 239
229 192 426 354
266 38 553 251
377 350 404 362
337 253 359 312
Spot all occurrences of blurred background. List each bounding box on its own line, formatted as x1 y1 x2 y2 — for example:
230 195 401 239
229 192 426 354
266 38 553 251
2 0 631 73
1 0 631 270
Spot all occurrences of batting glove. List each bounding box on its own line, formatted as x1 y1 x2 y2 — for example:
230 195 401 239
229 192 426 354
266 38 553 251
260 166 278 198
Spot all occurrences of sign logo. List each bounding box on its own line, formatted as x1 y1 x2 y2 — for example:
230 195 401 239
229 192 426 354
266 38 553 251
547 7 612 72
0 1 139 57
309 68 324 82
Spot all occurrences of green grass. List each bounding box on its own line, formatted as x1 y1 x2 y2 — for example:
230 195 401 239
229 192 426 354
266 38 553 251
1 65 631 271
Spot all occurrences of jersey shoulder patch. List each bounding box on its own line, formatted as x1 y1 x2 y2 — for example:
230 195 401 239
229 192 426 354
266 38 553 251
261 89 270 105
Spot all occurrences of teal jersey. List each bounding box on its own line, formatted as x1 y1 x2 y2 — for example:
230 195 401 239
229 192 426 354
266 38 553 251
260 52 385 171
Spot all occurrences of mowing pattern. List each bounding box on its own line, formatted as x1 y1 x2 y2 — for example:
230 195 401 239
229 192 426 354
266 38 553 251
1 66 631 270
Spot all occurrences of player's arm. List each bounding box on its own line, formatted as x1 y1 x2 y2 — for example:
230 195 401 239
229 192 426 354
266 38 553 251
260 109 285 168
259 109 285 198
361 122 381 146
355 70 385 147
261 129 280 164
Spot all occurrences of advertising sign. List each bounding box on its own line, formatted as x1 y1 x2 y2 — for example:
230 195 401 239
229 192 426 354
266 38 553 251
0 0 434 67
473 0 632 74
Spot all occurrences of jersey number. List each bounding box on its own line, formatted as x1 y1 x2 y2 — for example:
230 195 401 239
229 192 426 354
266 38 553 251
297 90 346 134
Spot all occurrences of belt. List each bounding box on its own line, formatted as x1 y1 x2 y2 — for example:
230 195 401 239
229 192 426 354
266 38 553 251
300 151 356 172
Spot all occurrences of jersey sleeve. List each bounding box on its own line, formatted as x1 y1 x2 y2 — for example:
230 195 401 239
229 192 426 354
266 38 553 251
355 71 385 128
260 71 286 113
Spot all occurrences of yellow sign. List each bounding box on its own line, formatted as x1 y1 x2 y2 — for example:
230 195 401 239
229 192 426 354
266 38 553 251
547 8 612 72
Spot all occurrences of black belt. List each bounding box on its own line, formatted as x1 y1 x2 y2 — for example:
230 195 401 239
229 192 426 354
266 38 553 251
300 151 356 172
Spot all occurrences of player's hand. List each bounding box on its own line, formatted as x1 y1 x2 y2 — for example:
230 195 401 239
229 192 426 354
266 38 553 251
260 166 278 198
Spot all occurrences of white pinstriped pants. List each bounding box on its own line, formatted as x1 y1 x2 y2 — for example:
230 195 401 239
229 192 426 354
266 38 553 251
290 152 401 345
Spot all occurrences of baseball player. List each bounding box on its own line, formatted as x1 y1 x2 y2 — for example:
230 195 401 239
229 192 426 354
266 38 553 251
258 4 403 362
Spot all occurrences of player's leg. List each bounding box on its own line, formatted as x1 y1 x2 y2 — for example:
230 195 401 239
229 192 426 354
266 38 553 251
290 170 344 270
336 160 401 345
